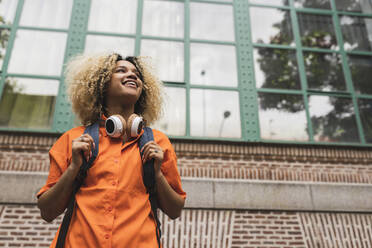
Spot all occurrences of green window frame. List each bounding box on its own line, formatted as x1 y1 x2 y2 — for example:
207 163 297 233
246 0 372 146
1 0 372 147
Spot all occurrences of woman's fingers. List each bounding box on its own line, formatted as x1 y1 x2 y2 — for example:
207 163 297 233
72 134 95 165
141 141 163 163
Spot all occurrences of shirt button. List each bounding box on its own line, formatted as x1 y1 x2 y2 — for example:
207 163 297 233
108 206 113 212
114 159 119 163
104 234 110 239
112 181 116 186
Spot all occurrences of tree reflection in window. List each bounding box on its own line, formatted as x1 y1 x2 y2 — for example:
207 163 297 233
249 7 294 46
249 0 288 6
298 13 337 49
309 96 359 143
358 98 372 143
0 7 10 69
0 28 9 70
340 15 372 52
294 0 331 9
254 48 301 89
304 52 346 92
349 55 372 95
258 93 308 141
0 78 58 129
336 0 372 13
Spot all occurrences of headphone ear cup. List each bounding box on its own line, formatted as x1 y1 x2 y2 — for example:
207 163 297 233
127 114 144 137
105 115 126 138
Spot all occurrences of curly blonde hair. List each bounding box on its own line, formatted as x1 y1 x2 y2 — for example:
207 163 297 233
65 53 163 126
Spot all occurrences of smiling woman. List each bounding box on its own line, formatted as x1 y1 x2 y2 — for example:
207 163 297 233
37 52 186 248
65 53 163 127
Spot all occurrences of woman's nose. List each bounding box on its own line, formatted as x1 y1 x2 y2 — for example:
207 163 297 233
125 71 138 80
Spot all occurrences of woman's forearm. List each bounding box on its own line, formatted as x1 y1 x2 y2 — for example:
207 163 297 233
155 172 185 219
37 165 80 222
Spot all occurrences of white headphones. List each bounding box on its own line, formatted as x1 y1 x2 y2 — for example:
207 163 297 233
105 114 144 138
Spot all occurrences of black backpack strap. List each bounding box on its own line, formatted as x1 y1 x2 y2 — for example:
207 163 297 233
56 122 100 248
139 127 161 247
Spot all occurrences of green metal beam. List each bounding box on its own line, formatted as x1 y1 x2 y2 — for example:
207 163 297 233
235 0 260 141
52 0 91 133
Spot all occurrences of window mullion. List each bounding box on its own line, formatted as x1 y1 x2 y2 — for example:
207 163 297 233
289 0 314 141
0 0 24 99
330 0 366 144
185 0 191 136
134 0 144 56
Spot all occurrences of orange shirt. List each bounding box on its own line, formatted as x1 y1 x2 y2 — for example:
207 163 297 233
37 125 186 248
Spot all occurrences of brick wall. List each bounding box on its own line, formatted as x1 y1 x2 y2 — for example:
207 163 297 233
0 132 372 247
1 133 372 184
1 205 371 248
0 205 61 247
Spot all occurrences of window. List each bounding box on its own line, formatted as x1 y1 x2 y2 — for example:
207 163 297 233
250 0 372 145
0 0 71 131
1 0 372 146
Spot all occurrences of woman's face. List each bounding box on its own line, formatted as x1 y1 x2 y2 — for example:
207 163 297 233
106 60 143 106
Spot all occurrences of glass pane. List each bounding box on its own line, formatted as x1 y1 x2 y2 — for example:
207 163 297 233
340 15 372 52
303 52 346 91
85 35 135 56
0 77 59 129
258 93 308 141
190 89 241 138
190 3 234 42
20 0 73 29
0 28 10 69
250 7 294 46
348 55 372 95
298 13 337 50
294 0 331 9
309 95 359 143
199 0 232 2
140 39 184 82
336 0 372 14
358 98 372 143
142 0 184 38
88 0 137 34
190 43 237 87
152 87 186 136
0 0 18 24
8 30 67 76
254 48 301 89
249 0 289 6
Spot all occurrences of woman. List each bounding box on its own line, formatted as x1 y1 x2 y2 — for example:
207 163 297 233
37 53 186 247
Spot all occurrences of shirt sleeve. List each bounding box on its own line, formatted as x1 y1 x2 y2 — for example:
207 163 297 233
154 129 186 199
36 129 78 198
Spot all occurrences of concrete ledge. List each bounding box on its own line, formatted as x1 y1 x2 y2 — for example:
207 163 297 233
1 172 371 212
182 178 372 212
0 172 47 204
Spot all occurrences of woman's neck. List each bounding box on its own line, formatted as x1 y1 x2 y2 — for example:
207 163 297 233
105 105 135 120
105 105 136 143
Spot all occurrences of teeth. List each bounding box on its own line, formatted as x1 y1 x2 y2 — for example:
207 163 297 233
122 81 137 87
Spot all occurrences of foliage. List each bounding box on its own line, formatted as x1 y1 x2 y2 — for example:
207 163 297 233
257 0 367 142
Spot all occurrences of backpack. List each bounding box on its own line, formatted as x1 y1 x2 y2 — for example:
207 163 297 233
56 123 161 247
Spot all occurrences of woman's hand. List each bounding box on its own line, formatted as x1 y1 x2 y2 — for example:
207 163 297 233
141 141 185 219
140 141 164 176
71 134 95 171
38 133 95 222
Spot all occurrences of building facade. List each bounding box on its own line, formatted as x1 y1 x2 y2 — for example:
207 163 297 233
0 0 371 247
